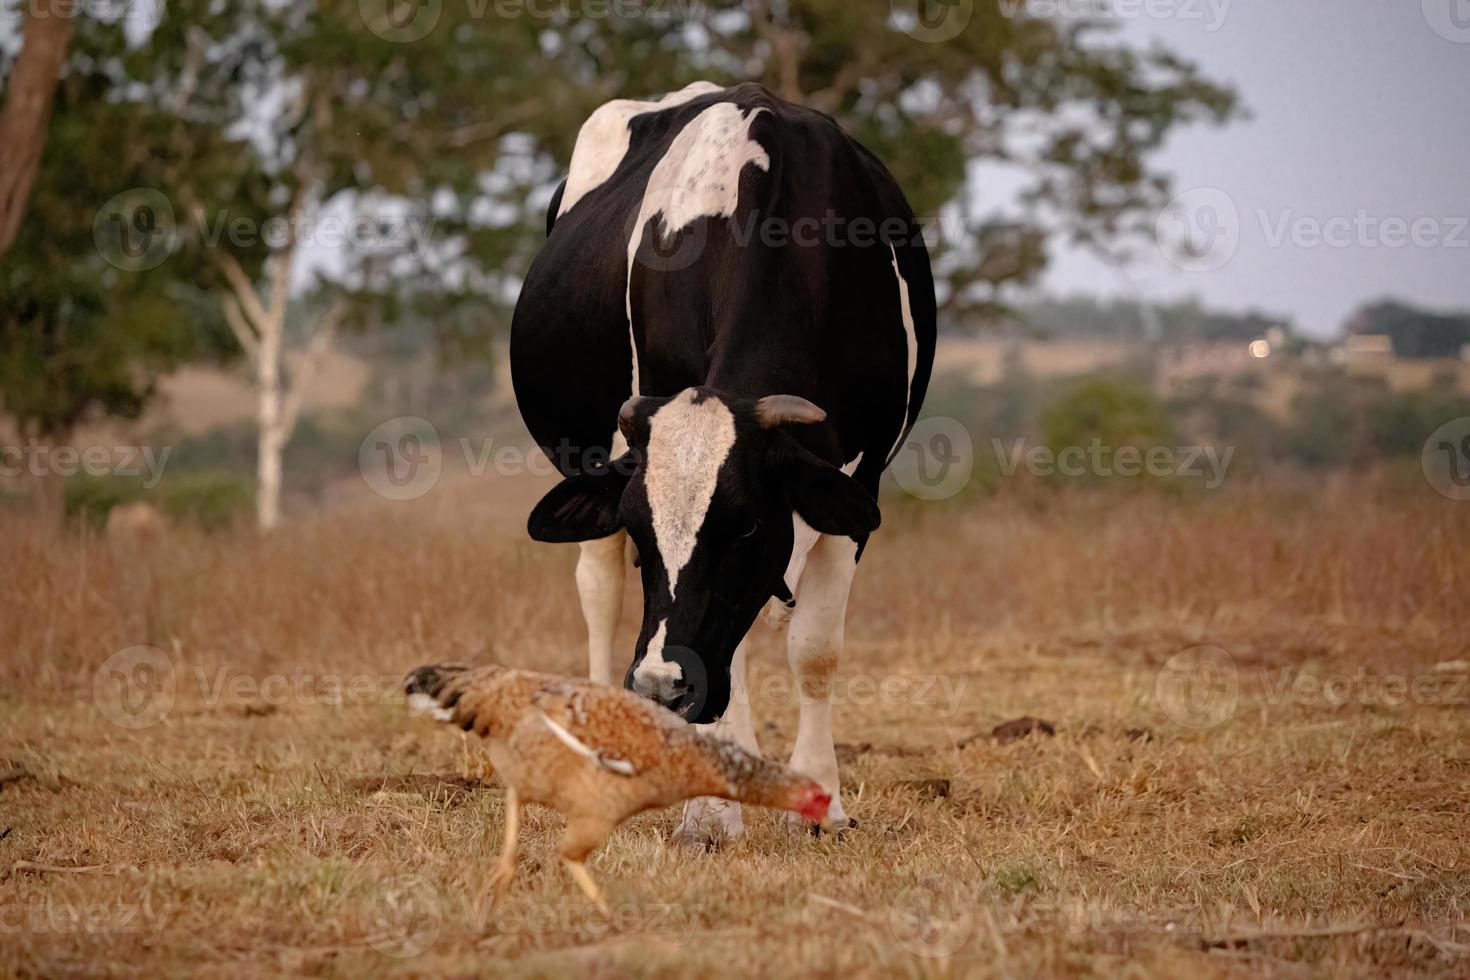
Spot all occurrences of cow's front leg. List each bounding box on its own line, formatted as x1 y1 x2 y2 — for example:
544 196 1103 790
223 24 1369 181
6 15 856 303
576 531 626 686
786 532 858 829
673 637 757 848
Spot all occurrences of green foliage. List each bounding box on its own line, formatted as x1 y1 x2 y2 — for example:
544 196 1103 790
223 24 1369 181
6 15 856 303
64 474 141 530
1166 375 1290 475
993 864 1039 895
157 472 255 531
3 1 1240 439
1285 371 1470 467
0 16 238 439
1043 377 1175 459
65 470 254 532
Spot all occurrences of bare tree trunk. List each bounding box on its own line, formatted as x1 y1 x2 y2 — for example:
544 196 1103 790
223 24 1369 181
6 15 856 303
255 309 285 530
0 4 74 258
215 243 344 531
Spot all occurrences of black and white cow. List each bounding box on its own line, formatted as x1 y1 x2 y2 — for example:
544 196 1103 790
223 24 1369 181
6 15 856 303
511 81 936 841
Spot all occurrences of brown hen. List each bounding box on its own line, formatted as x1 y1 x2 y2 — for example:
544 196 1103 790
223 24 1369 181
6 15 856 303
404 663 830 909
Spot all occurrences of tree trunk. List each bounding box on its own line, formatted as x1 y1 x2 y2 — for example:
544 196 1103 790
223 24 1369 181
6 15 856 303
0 4 74 258
255 315 285 530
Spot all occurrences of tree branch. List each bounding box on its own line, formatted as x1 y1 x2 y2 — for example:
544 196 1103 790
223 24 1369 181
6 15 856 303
748 0 805 101
212 250 272 332
219 293 261 364
280 298 347 437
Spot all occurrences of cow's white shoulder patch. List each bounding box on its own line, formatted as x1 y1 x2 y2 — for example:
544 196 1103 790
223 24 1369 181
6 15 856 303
885 245 919 465
643 390 737 599
559 81 724 219
632 101 770 247
625 101 771 391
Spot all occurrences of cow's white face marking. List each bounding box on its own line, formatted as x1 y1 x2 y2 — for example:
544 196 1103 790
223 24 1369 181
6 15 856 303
885 245 919 465
625 101 771 391
643 389 737 600
636 620 681 686
558 81 724 219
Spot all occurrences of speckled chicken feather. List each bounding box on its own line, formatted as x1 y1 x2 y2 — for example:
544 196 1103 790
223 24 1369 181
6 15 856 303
403 663 830 865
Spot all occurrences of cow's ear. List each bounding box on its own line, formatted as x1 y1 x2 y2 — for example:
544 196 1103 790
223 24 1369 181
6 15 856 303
784 450 881 538
528 469 629 543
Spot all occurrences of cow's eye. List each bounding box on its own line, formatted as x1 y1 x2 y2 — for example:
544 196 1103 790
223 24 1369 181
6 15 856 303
740 519 761 539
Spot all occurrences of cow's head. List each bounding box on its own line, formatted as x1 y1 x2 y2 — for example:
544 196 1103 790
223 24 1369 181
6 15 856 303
527 387 879 723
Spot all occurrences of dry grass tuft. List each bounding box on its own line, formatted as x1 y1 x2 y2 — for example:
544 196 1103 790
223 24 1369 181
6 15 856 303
3 473 1468 977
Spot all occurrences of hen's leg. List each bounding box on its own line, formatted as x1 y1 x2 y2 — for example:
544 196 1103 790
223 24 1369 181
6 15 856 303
786 532 859 830
559 815 614 913
475 787 519 910
576 531 627 686
564 860 607 912
674 638 756 847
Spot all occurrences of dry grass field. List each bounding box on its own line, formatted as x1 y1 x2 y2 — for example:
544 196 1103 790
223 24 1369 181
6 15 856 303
3 472 1469 978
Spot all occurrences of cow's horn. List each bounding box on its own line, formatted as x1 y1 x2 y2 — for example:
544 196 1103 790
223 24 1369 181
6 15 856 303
618 395 651 441
754 395 827 428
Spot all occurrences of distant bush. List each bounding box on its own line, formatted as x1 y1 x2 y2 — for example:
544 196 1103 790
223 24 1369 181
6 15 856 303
1285 371 1470 467
1043 377 1174 455
1368 388 1470 457
65 471 253 532
65 474 144 530
157 472 254 531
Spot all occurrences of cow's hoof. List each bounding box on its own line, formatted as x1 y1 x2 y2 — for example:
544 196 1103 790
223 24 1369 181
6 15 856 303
672 797 744 850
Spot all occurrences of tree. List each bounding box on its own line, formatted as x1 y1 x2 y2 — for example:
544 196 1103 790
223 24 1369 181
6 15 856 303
0 1 73 258
0 13 233 471
4 0 1239 527
1347 300 1470 360
682 1 1241 311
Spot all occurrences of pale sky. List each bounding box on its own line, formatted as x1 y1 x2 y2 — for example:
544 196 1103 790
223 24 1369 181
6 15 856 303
1042 1 1470 337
